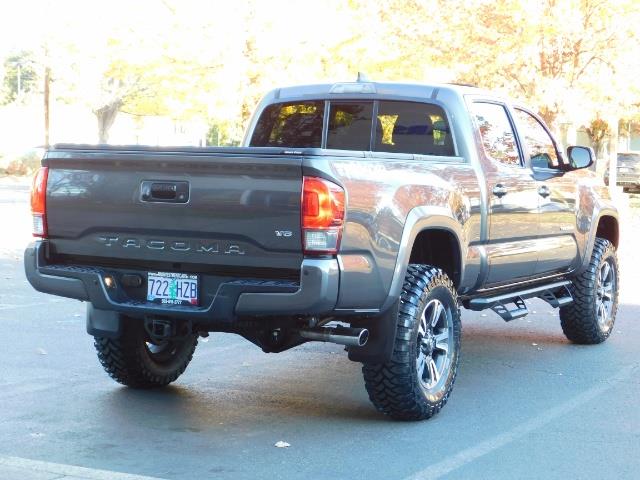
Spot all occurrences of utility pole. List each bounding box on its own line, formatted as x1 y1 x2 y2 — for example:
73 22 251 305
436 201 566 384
17 63 22 98
607 115 618 192
44 65 50 148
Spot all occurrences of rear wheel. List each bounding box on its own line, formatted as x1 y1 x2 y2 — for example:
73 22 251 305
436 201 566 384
362 265 461 421
94 318 198 388
560 238 619 344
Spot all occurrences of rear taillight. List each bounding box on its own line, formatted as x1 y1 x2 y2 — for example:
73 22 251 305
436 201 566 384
302 176 345 255
30 166 49 238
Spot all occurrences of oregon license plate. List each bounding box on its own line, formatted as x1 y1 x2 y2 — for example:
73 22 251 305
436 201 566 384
147 272 198 306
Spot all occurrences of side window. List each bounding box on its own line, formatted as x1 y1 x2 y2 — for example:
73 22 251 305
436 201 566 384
374 101 455 156
514 109 559 169
250 101 324 148
471 102 521 166
326 102 373 150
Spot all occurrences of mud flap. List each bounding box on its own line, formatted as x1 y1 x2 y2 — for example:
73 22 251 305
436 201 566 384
347 300 399 364
86 304 122 339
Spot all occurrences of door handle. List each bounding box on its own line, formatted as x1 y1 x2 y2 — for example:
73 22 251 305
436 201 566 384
538 185 550 198
492 184 508 198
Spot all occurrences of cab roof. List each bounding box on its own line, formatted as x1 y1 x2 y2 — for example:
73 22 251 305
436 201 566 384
271 80 497 102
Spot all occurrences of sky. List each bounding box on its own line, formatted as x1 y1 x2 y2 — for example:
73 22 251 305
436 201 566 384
0 0 345 58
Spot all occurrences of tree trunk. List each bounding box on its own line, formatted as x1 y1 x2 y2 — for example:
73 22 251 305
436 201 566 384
94 99 123 144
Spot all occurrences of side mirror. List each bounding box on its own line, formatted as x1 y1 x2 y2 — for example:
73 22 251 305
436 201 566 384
566 146 594 170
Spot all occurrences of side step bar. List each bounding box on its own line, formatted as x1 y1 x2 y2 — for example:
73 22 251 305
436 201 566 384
539 286 574 308
467 280 573 322
491 297 528 322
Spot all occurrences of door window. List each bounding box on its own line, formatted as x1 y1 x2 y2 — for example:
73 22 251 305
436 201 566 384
326 102 373 151
471 102 521 166
514 109 559 169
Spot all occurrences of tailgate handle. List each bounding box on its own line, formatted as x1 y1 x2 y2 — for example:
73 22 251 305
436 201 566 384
141 181 189 203
150 183 177 199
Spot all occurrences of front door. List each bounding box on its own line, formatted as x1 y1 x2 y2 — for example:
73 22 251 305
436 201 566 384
513 108 580 275
471 101 540 286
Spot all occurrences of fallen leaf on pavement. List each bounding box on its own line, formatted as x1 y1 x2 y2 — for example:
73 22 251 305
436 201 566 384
274 441 290 448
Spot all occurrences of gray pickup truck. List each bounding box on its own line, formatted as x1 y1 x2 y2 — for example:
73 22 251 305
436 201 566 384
25 80 620 421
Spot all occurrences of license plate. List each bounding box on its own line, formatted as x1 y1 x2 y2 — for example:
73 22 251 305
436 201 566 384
618 167 631 173
147 272 198 306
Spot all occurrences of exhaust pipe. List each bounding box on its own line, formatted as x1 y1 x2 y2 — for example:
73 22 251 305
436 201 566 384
299 326 369 347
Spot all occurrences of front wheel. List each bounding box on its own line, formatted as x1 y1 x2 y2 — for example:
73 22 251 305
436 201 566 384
94 317 198 388
560 238 619 344
362 265 461 421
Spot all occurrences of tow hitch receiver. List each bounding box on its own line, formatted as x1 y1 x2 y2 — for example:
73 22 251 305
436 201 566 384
144 318 192 342
144 318 173 341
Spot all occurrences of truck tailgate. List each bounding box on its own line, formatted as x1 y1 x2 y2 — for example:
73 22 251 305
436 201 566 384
44 147 303 271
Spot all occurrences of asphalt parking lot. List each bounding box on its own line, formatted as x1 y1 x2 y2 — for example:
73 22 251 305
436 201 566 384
1 176 639 480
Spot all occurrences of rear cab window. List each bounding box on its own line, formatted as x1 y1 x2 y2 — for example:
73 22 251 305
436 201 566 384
250 101 324 148
326 102 373 150
375 101 454 156
250 98 456 157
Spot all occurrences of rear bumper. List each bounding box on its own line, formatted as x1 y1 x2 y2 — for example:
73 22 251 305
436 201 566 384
24 241 339 323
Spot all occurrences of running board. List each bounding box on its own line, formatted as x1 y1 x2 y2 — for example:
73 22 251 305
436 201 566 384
467 280 573 322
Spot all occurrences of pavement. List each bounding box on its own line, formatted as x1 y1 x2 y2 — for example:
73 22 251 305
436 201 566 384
0 175 639 480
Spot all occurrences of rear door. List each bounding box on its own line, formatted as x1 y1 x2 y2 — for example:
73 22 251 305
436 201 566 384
470 101 539 286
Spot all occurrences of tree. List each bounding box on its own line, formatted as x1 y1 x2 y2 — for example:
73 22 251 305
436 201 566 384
1 51 38 105
474 1 637 131
4 0 640 150
353 0 640 135
586 118 611 158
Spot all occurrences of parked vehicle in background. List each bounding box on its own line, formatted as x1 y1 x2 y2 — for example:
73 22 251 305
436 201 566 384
25 79 620 421
605 151 640 192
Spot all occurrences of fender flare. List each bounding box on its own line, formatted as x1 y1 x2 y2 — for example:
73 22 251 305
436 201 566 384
380 206 466 313
580 208 619 272
349 207 465 364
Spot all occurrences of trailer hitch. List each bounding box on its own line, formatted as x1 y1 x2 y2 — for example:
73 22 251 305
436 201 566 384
144 317 193 342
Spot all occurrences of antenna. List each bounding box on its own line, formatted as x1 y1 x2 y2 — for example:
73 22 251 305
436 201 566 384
356 72 370 82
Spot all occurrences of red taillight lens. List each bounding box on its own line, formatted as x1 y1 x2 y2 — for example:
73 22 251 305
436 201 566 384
302 177 345 255
30 166 49 238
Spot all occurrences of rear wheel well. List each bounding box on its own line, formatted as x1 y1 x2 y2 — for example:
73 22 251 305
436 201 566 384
596 215 619 248
409 229 461 288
